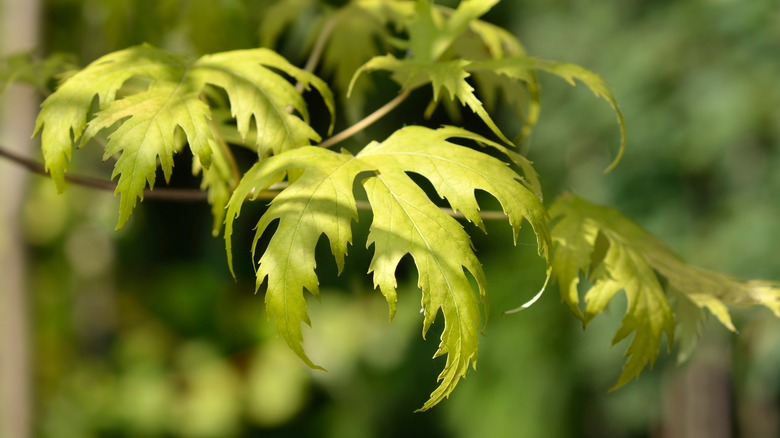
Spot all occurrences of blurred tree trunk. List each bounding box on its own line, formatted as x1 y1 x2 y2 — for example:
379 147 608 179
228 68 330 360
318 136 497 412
660 339 732 438
1 1 41 437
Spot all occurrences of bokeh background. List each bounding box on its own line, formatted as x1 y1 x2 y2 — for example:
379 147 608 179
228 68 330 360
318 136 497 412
1 0 779 437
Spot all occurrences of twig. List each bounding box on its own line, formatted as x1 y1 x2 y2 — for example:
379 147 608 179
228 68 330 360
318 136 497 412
0 145 208 201
0 144 511 220
319 89 411 149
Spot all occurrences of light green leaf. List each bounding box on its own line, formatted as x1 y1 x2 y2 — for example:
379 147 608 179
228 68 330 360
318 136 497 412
450 20 540 140
225 125 549 410
35 44 333 228
358 126 548 241
35 44 183 192
350 55 511 144
349 0 554 146
83 81 215 228
363 172 482 411
470 57 626 171
194 49 335 156
225 147 370 369
550 194 675 389
358 125 549 410
551 193 780 388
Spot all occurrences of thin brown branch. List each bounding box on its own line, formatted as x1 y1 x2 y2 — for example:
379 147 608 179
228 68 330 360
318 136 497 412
0 145 207 201
0 144 511 220
319 89 411 149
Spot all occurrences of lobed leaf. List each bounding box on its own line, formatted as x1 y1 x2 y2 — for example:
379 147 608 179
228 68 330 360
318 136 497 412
470 57 626 170
357 125 550 409
34 44 333 229
34 44 184 192
193 49 335 156
363 172 483 411
551 193 780 387
225 147 370 369
349 0 552 146
225 125 550 410
83 81 215 228
350 55 512 144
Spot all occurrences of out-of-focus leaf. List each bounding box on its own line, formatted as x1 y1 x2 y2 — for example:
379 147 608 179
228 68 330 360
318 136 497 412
551 193 780 388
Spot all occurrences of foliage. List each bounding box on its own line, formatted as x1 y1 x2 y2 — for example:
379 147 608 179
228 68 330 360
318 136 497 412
6 0 779 412
550 193 780 386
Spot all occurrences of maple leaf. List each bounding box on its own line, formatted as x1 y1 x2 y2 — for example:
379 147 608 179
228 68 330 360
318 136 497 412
350 55 512 144
34 44 333 228
448 19 541 140
470 57 626 170
358 126 550 410
551 193 780 388
349 0 622 156
349 0 514 144
194 49 335 156
225 125 550 410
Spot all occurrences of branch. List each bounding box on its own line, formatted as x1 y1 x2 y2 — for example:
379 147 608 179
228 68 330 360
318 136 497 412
0 145 208 201
319 89 411 149
0 144 511 220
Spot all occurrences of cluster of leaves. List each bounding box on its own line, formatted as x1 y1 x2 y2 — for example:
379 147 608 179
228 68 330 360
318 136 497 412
18 0 780 410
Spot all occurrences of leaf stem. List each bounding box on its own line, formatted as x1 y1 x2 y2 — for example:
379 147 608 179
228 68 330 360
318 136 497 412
319 89 411 149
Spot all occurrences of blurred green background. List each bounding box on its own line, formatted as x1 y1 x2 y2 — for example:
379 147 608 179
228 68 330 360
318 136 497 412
1 0 779 437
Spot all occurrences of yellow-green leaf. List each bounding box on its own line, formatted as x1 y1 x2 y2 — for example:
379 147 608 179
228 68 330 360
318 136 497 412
34 44 333 228
469 57 626 170
225 125 549 410
551 193 780 388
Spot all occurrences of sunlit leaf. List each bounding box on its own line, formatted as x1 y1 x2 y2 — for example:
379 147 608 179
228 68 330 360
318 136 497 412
34 44 333 228
225 125 549 410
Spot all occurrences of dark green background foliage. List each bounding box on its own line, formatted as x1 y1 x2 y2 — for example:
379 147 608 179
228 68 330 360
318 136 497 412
7 0 780 436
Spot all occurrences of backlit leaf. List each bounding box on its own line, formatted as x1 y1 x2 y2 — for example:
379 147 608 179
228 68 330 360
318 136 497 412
34 44 333 228
225 125 549 410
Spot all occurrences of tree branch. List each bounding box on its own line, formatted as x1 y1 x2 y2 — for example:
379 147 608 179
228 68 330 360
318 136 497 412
0 145 208 201
319 89 411 149
0 144 510 220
